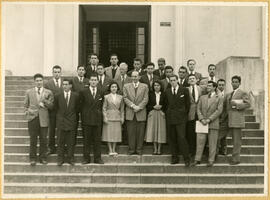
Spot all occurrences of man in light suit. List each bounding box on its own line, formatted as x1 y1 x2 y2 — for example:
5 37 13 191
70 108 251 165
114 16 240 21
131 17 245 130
85 53 99 79
153 58 166 79
24 74 54 166
140 62 160 91
116 62 132 95
127 58 146 77
226 76 250 165
187 59 202 83
186 74 204 158
55 79 80 166
105 54 121 80
97 63 113 95
165 75 191 166
160 65 173 92
44 65 63 155
178 66 189 87
123 71 149 155
191 81 223 167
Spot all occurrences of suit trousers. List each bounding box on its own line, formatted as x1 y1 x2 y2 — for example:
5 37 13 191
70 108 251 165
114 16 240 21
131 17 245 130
168 123 189 162
126 116 146 154
57 129 75 162
74 112 84 146
83 125 102 162
195 129 218 162
216 128 228 154
28 116 48 161
186 120 197 157
48 110 58 151
230 128 242 162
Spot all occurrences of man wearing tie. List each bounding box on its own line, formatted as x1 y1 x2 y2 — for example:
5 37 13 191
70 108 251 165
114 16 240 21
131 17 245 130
73 65 90 92
96 63 112 95
116 62 132 95
225 76 250 165
153 58 166 79
85 53 99 79
140 62 159 91
44 65 63 155
178 66 189 87
200 64 219 87
55 79 80 166
165 75 190 166
160 65 174 92
80 74 104 164
24 74 54 166
105 54 121 80
186 74 204 158
127 58 146 77
123 71 149 155
187 59 202 83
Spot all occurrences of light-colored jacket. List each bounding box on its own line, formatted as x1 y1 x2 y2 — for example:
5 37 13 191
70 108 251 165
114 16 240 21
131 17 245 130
197 93 223 130
24 88 54 127
103 94 124 122
123 82 149 121
105 66 121 80
188 85 203 121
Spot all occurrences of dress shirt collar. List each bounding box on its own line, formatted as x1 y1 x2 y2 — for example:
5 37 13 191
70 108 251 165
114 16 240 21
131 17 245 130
133 82 139 88
78 76 84 82
35 87 43 93
172 85 179 94
208 76 216 82
53 78 61 86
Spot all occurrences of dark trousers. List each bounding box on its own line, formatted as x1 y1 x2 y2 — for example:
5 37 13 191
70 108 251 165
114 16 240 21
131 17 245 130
186 120 197 157
122 121 128 145
28 117 48 161
57 129 75 162
48 111 57 151
126 116 146 154
168 123 190 162
217 128 228 154
83 125 101 162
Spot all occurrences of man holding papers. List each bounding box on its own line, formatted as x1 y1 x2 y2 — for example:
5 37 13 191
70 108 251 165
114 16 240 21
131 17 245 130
191 81 223 167
226 76 250 165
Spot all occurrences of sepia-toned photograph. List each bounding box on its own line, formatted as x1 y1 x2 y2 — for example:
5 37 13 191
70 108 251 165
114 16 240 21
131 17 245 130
1 1 268 198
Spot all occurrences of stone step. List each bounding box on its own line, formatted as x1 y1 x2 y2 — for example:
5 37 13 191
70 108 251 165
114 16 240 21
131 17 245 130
5 90 26 96
4 136 264 146
4 172 264 185
4 153 264 164
242 129 264 137
6 85 33 90
5 102 25 107
5 81 34 85
245 122 260 129
3 182 264 194
244 115 256 122
4 144 264 155
4 162 264 174
5 107 25 113
5 76 37 80
5 96 25 101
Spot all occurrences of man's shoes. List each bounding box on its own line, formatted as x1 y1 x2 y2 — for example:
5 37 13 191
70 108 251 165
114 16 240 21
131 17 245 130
82 160 90 165
184 160 190 167
40 159 48 165
229 160 240 165
30 160 36 166
57 161 64 166
207 161 214 167
171 159 179 165
94 159 104 164
190 160 201 167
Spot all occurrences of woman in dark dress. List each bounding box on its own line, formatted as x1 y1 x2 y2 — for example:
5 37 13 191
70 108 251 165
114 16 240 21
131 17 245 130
145 80 167 155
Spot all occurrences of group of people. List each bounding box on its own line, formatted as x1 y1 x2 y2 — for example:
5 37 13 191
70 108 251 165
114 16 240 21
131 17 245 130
23 53 251 167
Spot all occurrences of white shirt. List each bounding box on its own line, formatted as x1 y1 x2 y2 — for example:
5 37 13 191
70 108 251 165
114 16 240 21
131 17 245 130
171 85 179 94
53 78 61 87
189 85 199 102
64 91 71 105
89 86 97 96
155 92 161 105
121 74 127 81
166 77 170 83
111 93 117 103
209 91 216 98
208 76 216 82
232 88 240 98
91 65 97 71
179 78 185 85
133 82 139 88
98 75 105 85
147 74 153 81
189 71 195 75
35 87 43 101
78 76 84 82
217 89 225 97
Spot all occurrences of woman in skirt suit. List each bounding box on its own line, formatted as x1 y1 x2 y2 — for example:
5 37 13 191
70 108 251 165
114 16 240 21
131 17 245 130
102 82 124 156
145 80 167 155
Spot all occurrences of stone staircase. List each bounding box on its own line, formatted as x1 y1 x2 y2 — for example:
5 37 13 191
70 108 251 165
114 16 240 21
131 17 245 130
3 76 265 197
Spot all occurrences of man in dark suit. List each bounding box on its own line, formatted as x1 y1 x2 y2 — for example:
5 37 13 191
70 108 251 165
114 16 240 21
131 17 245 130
55 79 80 166
187 59 202 83
160 65 173 92
140 62 159 91
80 74 104 164
127 58 146 77
178 66 189 87
105 53 121 80
44 65 63 154
96 63 112 95
85 53 99 79
165 75 191 166
153 58 166 79
200 64 220 87
24 74 54 166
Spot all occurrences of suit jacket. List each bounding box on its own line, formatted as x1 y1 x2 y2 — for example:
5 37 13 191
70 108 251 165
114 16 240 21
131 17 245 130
24 88 54 127
165 86 190 125
80 87 104 126
146 91 166 113
55 91 80 131
187 85 203 121
225 88 250 128
103 94 124 122
197 93 224 130
123 82 149 121
153 69 166 79
44 78 63 96
85 65 97 79
105 66 121 80
139 74 160 91
115 75 132 95
97 75 112 95
160 78 171 92
127 69 146 77
72 77 89 93
217 90 228 129
178 78 189 87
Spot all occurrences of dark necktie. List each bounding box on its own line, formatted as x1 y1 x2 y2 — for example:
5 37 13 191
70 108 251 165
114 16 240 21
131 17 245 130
56 79 59 88
173 88 176 96
38 88 41 95
149 75 153 87
99 76 102 85
208 93 212 98
112 67 117 79
134 84 138 96
121 75 125 88
180 79 183 85
92 88 96 98
230 90 235 101
65 92 69 106
211 77 214 81
79 77 83 83
192 85 195 101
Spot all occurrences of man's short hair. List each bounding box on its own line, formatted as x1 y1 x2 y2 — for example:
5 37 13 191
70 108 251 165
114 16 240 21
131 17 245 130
89 73 98 79
217 79 226 84
208 80 217 88
188 74 197 79
208 64 216 70
77 65 86 70
146 62 155 68
231 75 241 83
187 59 196 66
63 78 73 85
34 73 43 80
179 66 188 73
133 58 142 63
52 65 61 71
110 53 118 59
157 58 166 64
164 65 174 71
97 63 105 68
169 74 178 80
119 62 128 69
88 53 98 59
